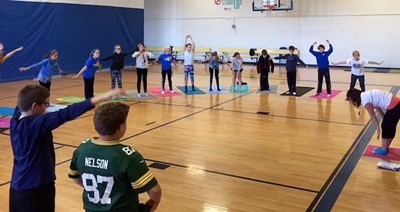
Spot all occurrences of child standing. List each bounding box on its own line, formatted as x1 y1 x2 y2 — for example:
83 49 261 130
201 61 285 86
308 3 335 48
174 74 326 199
257 49 274 91
275 46 307 95
19 50 63 92
154 46 177 94
9 84 124 212
332 50 383 92
132 43 153 97
347 88 400 155
73 49 101 99
309 40 333 97
100 44 132 98
231 52 243 92
0 43 23 64
206 51 226 91
69 102 162 211
183 35 196 92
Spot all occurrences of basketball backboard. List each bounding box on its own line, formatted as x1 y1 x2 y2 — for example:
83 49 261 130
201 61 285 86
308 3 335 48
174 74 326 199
252 0 293 11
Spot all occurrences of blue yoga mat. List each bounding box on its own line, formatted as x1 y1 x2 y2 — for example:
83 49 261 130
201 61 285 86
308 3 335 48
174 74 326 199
229 84 249 93
0 107 15 116
177 86 206 95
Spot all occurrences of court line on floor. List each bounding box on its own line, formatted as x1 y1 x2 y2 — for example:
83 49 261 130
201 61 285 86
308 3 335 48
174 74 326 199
306 86 400 211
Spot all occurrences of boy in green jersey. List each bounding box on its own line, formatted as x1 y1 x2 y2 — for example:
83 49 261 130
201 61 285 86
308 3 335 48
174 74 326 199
69 102 162 211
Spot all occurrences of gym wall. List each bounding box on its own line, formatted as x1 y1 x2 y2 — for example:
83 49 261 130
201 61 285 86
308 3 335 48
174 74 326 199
0 0 144 82
144 0 400 68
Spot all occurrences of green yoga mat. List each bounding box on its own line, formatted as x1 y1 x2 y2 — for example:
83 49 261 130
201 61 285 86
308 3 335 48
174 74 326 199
176 86 206 95
56 96 85 104
229 84 249 93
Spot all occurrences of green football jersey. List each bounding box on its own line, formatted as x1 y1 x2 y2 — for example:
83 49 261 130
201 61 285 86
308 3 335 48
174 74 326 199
69 138 158 212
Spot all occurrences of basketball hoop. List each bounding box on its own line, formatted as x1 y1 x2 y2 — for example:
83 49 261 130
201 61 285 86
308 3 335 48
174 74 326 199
265 4 275 11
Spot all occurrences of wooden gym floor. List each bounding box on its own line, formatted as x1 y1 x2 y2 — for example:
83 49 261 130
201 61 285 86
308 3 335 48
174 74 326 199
0 63 399 211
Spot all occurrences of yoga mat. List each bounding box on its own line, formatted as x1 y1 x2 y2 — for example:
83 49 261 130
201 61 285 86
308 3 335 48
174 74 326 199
148 87 181 97
206 85 227 94
363 145 400 161
125 90 156 100
57 96 85 104
229 84 249 94
0 117 11 128
45 104 67 113
0 107 15 116
309 89 342 99
280 86 314 97
177 86 206 95
256 85 278 94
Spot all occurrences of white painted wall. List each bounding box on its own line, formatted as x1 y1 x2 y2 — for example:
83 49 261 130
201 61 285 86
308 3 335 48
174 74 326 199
144 0 400 67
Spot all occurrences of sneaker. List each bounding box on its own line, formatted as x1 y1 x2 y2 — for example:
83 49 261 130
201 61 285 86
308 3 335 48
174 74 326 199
313 93 320 96
285 91 291 94
112 96 117 100
143 93 148 97
137 93 141 98
217 88 221 91
293 92 297 95
373 147 388 155
192 88 196 91
209 88 212 91
120 95 126 99
170 90 174 93
327 94 331 97
161 91 165 94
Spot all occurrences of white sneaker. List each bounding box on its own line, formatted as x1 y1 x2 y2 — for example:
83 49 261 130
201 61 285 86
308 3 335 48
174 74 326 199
285 91 291 94
161 91 165 94
293 92 297 95
143 93 148 97
120 95 126 99
313 93 320 96
327 94 331 97
170 90 174 93
137 93 141 98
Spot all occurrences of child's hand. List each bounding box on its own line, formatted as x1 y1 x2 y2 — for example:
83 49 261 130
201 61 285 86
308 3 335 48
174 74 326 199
312 41 317 45
19 67 28 72
326 40 330 44
102 88 125 100
0 43 3 51
16 46 23 52
72 74 80 78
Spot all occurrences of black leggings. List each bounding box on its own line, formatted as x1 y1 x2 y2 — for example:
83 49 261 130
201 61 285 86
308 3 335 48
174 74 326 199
162 69 173 91
83 78 94 100
382 102 400 139
39 81 51 91
209 68 220 89
137 68 148 93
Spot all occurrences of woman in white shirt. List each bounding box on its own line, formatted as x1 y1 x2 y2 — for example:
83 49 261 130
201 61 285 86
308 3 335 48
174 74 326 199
132 43 153 97
347 88 400 155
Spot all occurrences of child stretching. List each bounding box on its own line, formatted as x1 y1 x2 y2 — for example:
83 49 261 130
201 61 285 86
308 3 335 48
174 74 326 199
100 44 131 99
275 46 307 95
183 35 196 92
309 40 333 97
0 43 23 64
19 49 63 92
132 43 153 97
205 51 226 91
153 46 177 94
69 102 162 211
73 49 101 99
332 50 383 92
9 84 124 212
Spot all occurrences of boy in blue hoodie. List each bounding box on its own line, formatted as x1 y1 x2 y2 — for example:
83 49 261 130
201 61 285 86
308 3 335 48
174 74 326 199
309 40 333 97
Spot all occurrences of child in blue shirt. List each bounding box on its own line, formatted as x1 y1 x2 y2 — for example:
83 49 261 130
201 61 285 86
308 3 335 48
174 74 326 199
73 49 101 99
309 40 333 97
154 46 177 94
19 50 63 92
9 84 124 212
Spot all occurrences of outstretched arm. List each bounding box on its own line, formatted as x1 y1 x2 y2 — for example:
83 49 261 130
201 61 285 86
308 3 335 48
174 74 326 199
309 41 317 55
72 66 87 78
1 44 23 63
368 60 383 65
365 103 381 140
19 59 48 71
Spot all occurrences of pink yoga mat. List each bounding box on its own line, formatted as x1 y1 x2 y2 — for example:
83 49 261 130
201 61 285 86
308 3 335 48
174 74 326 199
148 87 181 97
0 117 11 128
309 89 342 99
363 145 400 161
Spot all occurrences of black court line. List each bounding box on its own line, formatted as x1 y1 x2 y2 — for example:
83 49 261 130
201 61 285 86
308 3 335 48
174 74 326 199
216 108 365 127
54 145 65 150
144 158 318 193
307 86 400 211
0 181 10 187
